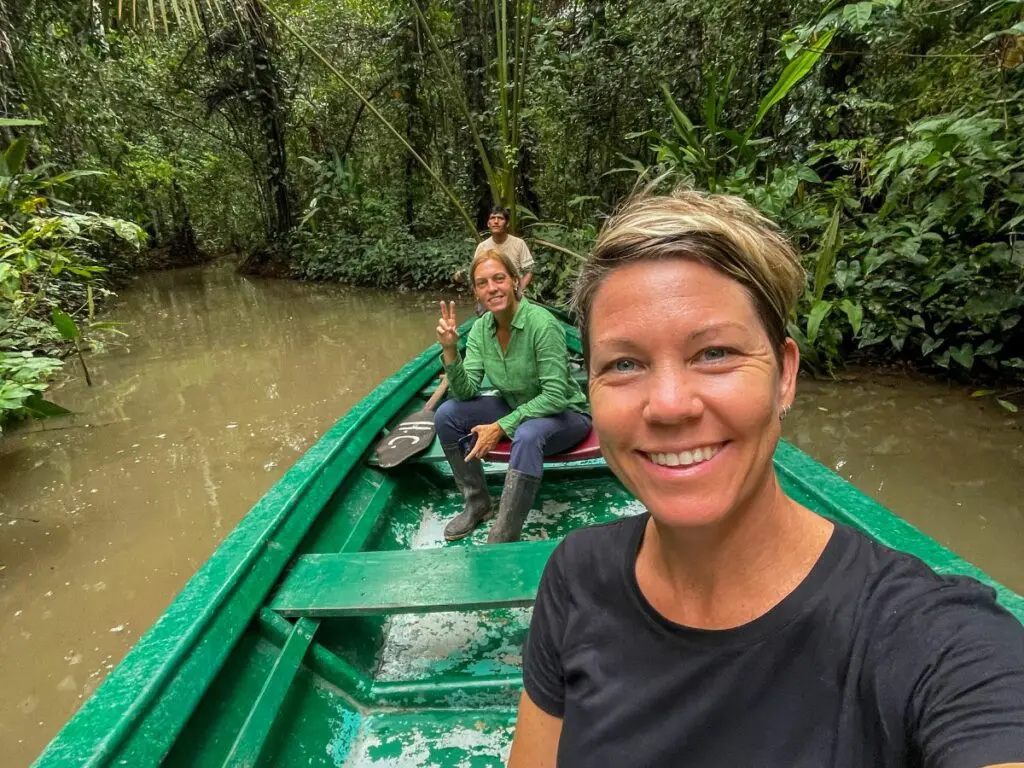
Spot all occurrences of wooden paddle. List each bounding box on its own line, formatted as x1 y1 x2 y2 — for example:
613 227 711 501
374 376 450 468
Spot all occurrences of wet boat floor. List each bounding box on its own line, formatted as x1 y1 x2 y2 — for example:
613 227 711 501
166 469 638 767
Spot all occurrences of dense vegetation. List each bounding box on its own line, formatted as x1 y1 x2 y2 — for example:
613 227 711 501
1 0 1022 425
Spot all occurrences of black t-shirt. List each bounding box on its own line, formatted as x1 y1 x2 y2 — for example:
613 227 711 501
524 514 1024 767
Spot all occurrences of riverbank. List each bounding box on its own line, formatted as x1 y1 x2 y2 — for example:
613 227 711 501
288 232 1024 403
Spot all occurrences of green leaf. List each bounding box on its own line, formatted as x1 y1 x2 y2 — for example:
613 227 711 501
843 2 873 28
3 137 30 176
838 299 863 335
0 118 45 127
996 399 1019 414
932 133 959 153
111 219 142 245
22 394 72 418
975 339 1002 356
751 29 835 131
981 20 1024 42
1001 213 1024 232
42 169 106 186
660 83 700 152
813 201 843 300
971 389 997 398
722 130 748 149
834 259 861 290
51 308 80 340
807 299 833 343
921 336 943 356
795 166 822 183
949 344 975 370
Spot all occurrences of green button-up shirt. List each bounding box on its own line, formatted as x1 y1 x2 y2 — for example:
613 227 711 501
443 299 590 438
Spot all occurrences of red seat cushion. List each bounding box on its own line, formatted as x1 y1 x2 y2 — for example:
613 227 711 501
486 427 602 463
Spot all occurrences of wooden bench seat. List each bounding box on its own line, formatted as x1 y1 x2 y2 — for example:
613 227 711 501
270 539 559 617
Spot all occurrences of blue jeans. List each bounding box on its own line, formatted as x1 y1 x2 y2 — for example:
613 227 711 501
435 396 592 478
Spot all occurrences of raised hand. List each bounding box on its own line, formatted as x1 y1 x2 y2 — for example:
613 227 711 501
436 301 459 352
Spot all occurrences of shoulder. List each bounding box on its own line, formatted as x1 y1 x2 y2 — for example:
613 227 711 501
474 237 494 255
852 530 1013 629
547 514 646 587
843 530 1024 763
521 300 559 329
846 527 1024 675
467 313 492 339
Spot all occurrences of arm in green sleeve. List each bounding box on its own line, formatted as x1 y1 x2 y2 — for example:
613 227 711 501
497 321 571 437
443 320 486 400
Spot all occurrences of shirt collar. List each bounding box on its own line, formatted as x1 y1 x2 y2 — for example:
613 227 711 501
511 298 529 330
488 298 529 334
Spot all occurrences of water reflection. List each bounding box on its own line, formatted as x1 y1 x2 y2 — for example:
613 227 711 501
0 262 446 764
787 377 1024 594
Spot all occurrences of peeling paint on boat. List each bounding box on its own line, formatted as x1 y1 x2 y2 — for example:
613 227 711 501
346 716 513 767
377 608 530 681
327 707 363 767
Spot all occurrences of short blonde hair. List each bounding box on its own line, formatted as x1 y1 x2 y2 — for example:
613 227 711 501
470 248 521 285
572 190 804 361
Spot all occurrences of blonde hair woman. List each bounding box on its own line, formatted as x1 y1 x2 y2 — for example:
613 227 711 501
434 249 590 543
508 192 1024 767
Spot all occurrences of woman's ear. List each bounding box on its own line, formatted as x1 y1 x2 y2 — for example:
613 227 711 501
778 337 800 414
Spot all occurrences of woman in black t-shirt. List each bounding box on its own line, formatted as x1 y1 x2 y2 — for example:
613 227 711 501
507 191 1024 768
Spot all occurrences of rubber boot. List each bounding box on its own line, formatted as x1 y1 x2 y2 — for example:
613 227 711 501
487 469 541 544
442 442 493 541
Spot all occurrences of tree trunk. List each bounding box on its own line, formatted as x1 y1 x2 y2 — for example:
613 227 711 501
401 15 423 229
231 0 294 274
168 178 207 266
457 0 491 229
248 2 293 240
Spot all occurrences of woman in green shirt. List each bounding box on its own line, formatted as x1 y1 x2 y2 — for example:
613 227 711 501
435 249 591 544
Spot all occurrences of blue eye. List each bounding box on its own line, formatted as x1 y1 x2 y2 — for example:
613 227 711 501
614 359 637 372
701 347 729 362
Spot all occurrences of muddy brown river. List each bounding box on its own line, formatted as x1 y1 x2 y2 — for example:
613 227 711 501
1 262 1022 765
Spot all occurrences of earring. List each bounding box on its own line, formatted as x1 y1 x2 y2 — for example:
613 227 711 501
779 404 792 421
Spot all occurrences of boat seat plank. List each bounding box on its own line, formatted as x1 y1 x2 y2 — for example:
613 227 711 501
222 616 318 767
270 540 559 617
487 427 601 463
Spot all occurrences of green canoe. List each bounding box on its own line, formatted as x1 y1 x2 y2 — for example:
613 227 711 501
35 311 1024 767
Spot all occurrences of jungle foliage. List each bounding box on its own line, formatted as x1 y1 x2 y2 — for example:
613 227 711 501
0 119 144 428
1 0 1023 423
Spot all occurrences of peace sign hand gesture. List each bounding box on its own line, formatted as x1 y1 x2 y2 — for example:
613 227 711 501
436 301 459 354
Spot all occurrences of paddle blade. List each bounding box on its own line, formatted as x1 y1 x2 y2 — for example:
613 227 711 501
374 409 437 468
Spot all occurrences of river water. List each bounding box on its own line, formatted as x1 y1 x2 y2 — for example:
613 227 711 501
1 262 1022 765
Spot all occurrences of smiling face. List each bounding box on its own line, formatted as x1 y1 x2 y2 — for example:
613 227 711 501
587 259 799 530
472 257 518 315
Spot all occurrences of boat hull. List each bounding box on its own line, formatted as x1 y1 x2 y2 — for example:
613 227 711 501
35 316 1024 767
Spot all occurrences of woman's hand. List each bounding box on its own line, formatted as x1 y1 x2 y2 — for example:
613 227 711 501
465 422 506 462
437 301 459 357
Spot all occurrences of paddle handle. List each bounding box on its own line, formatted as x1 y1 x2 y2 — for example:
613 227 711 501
424 376 449 412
